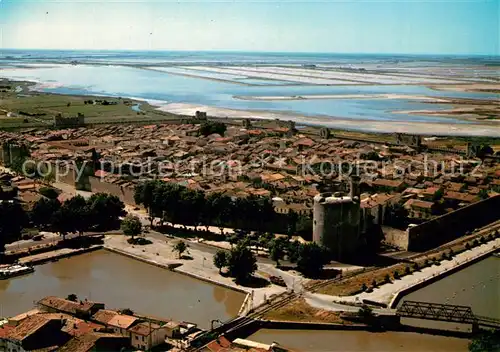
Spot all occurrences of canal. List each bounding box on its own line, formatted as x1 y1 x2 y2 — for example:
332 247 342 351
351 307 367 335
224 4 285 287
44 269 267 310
400 256 500 319
249 329 469 352
0 250 244 329
249 256 499 351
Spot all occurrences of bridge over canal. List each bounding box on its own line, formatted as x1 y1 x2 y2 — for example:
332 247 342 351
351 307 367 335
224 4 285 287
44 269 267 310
397 300 500 329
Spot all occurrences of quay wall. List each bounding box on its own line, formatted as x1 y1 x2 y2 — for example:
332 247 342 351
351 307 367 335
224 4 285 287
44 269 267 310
389 238 500 309
258 320 367 331
408 195 500 251
20 246 102 266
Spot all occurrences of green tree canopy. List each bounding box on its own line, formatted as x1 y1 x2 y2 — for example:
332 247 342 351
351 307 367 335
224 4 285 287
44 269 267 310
213 250 228 274
30 198 61 229
228 242 257 283
296 242 330 278
173 240 188 258
0 201 28 256
121 215 142 239
199 121 227 137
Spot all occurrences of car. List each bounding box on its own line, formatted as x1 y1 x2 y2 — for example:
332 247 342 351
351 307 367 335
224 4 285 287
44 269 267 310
32 234 44 241
269 275 286 287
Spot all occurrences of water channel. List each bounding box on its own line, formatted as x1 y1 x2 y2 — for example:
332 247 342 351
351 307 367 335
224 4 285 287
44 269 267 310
0 250 244 329
1 250 497 351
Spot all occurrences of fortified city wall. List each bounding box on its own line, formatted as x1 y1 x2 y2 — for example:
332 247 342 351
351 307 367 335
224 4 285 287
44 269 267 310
407 195 500 251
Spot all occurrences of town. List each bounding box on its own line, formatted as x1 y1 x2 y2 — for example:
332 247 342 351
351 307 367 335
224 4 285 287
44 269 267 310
0 110 499 351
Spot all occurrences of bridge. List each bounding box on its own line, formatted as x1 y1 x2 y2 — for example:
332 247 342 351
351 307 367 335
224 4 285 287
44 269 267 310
397 300 500 329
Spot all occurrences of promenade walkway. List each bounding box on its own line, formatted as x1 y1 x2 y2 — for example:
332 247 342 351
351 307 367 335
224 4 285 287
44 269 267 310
103 235 286 310
306 238 500 311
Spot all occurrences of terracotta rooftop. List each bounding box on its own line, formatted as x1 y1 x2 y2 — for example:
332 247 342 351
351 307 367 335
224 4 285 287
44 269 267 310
91 309 119 325
128 321 162 336
58 332 125 352
7 314 56 341
106 314 138 329
37 296 103 315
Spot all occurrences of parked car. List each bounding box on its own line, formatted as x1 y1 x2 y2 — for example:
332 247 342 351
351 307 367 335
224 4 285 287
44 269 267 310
269 275 286 287
32 234 44 241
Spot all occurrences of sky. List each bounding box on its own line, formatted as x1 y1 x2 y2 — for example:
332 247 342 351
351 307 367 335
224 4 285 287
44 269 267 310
0 0 498 55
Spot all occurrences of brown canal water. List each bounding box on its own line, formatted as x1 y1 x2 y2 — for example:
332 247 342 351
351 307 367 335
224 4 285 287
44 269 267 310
0 250 244 329
249 329 469 352
400 255 500 319
250 256 499 351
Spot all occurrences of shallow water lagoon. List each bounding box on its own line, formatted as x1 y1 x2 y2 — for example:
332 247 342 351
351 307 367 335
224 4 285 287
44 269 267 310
0 64 496 124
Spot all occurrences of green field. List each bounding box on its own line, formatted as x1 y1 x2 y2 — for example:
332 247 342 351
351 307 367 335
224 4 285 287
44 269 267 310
0 80 180 129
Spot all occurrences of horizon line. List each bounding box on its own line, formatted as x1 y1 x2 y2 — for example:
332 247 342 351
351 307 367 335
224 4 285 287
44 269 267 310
1 48 499 58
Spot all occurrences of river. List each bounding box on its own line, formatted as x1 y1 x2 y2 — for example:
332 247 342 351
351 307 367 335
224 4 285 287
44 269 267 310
0 250 244 329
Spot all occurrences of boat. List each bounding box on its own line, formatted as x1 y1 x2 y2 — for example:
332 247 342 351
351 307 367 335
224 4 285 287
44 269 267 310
0 264 35 279
492 252 500 258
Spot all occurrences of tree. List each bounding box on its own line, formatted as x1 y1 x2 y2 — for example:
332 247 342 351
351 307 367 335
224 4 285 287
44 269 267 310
87 193 126 230
287 240 301 263
296 242 329 278
62 195 90 236
121 215 142 240
478 189 489 200
205 193 233 233
39 187 59 200
119 308 134 316
476 144 494 159
213 250 228 274
66 294 78 302
30 198 61 229
358 305 374 322
0 201 28 257
269 237 286 266
285 210 298 237
199 121 227 137
228 242 257 283
469 330 500 352
173 240 188 258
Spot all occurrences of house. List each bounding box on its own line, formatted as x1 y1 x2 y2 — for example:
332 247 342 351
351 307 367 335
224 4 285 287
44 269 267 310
403 199 436 220
105 314 138 337
372 178 406 192
421 187 442 201
37 297 105 319
443 191 479 207
128 322 168 350
0 314 70 352
360 193 401 230
58 332 129 352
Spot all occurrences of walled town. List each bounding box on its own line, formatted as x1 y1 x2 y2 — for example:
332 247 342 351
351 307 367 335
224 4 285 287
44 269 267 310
1 115 500 351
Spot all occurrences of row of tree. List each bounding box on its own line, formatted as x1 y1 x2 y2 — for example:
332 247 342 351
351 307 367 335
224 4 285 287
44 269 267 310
213 236 331 280
134 180 287 233
0 193 126 255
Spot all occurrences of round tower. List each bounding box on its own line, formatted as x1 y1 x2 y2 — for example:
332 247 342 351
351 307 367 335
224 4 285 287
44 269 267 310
313 192 361 261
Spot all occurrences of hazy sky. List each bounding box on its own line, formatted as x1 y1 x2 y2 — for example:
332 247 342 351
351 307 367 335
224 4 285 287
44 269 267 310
1 0 498 55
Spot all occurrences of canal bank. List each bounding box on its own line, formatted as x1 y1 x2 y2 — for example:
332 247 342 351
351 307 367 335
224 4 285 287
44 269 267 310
315 237 500 309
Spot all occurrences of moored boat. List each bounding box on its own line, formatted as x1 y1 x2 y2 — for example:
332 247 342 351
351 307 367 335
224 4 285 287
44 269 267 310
0 264 35 279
